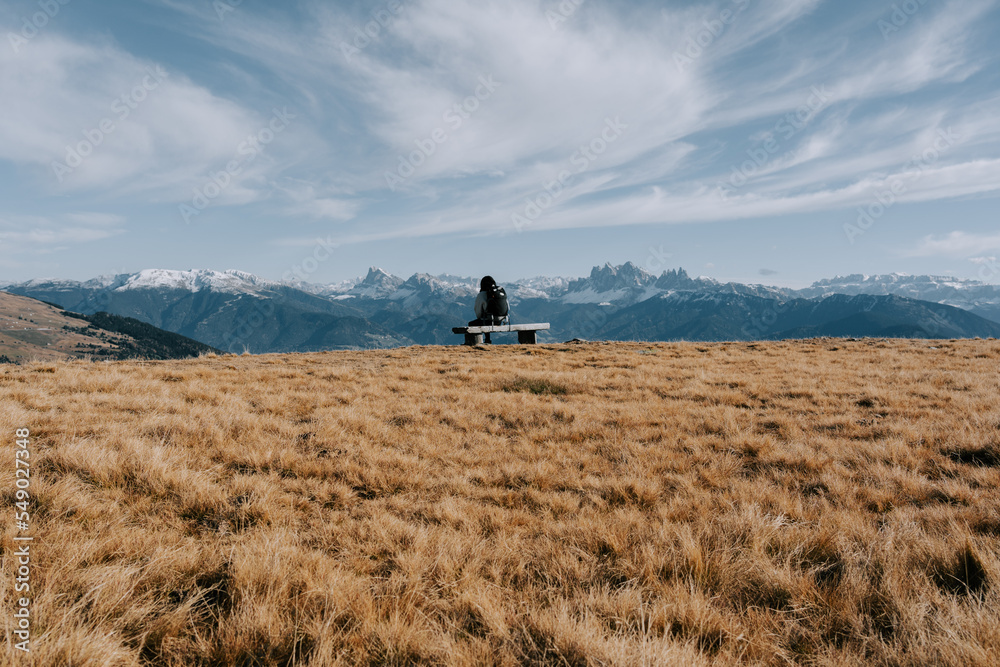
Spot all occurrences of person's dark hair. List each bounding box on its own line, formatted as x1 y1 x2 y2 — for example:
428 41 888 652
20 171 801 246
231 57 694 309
480 275 496 291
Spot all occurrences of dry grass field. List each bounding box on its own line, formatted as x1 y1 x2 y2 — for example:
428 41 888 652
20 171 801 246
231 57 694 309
2 339 999 665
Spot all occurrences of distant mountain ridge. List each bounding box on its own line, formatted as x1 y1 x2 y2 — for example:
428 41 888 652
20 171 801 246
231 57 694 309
5 264 999 351
793 272 1000 324
4 270 409 353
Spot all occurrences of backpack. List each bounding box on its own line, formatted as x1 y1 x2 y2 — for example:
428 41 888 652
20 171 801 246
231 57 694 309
486 284 508 319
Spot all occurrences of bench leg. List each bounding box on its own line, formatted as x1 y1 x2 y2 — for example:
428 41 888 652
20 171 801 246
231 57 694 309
517 330 537 344
464 333 484 346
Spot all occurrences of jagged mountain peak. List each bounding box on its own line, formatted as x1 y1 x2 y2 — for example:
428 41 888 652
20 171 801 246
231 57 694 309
589 261 653 281
345 267 404 298
403 272 438 287
360 266 402 285
574 262 657 293
398 273 476 294
655 267 707 289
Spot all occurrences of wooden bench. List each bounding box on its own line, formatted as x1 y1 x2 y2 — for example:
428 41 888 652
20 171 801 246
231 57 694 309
452 323 550 345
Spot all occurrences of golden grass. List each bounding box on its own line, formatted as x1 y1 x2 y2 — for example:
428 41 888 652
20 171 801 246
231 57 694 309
2 339 999 665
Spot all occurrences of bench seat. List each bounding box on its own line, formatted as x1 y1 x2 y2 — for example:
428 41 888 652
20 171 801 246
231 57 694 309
452 323 550 345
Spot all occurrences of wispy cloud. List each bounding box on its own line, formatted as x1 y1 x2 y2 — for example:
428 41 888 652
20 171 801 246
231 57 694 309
0 213 126 253
2 0 999 273
0 28 324 210
182 0 999 240
909 231 1000 257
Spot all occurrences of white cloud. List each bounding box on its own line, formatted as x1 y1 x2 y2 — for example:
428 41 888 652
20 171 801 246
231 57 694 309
0 30 307 203
3 0 998 253
0 213 126 254
909 232 1000 258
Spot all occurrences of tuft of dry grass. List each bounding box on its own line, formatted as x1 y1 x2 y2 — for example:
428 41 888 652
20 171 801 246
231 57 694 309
2 338 999 665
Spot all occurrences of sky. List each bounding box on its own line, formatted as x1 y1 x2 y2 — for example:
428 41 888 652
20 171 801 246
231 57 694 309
1 0 999 288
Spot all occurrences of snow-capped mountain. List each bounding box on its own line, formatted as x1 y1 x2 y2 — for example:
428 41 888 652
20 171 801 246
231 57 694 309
508 275 574 299
798 273 995 302
554 263 790 305
794 273 1000 324
15 269 278 295
5 264 1000 351
343 267 406 299
561 262 659 304
116 269 278 294
386 273 478 310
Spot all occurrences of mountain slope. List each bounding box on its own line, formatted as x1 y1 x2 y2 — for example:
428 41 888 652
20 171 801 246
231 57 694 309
599 292 1000 342
0 292 218 363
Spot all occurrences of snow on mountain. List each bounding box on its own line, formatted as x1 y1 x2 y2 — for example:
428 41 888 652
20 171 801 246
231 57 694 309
387 273 477 309
521 277 573 289
289 276 358 297
433 273 480 289
85 274 133 290
568 262 657 293
114 269 278 294
557 262 654 304
9 266 998 326
562 287 631 304
654 268 705 290
806 273 981 292
556 264 731 305
12 277 87 290
345 267 405 299
796 273 1000 310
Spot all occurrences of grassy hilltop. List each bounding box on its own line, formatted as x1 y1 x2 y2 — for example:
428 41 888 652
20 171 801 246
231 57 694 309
1 340 999 665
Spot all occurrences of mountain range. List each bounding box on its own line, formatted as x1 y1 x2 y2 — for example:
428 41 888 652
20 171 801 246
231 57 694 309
4 264 1000 352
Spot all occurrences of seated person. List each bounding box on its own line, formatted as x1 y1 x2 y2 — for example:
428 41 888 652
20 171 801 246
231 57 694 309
469 275 508 343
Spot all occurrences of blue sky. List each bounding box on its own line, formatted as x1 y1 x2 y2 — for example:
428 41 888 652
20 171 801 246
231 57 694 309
2 0 999 287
